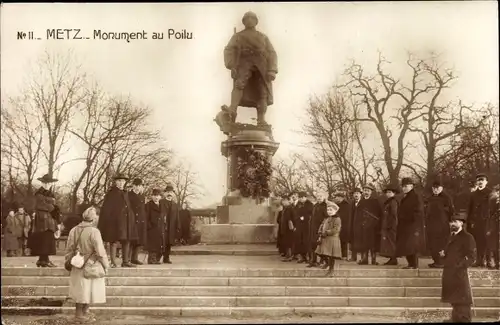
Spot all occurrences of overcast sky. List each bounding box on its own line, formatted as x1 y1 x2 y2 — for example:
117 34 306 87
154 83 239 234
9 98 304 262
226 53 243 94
1 2 498 207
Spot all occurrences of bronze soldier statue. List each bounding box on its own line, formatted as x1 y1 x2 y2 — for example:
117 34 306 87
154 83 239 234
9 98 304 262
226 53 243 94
222 11 278 126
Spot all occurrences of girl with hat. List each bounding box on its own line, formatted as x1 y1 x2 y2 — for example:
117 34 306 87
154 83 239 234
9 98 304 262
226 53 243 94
315 201 342 275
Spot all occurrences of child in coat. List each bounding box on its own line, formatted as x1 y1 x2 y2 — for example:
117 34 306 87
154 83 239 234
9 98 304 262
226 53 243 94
315 200 342 275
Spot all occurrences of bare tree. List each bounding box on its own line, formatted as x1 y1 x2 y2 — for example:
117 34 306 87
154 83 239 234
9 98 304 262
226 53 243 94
168 162 204 207
26 49 87 177
271 154 315 196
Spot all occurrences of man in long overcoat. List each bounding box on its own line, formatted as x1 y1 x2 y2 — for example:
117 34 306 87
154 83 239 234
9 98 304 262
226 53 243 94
98 173 138 268
294 192 313 263
441 212 477 323
425 180 455 268
354 184 383 265
333 192 351 260
486 185 499 269
145 189 167 264
380 184 399 265
349 188 363 262
128 178 147 265
466 173 492 267
31 174 61 267
396 177 426 269
280 194 297 262
159 184 180 264
307 192 328 267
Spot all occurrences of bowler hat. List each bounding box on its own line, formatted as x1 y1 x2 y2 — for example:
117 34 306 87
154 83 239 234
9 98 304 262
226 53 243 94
164 183 174 192
401 177 414 186
363 183 376 191
451 210 467 222
352 187 362 194
113 173 128 181
476 173 488 180
132 178 143 186
37 173 58 184
152 189 162 196
383 184 399 193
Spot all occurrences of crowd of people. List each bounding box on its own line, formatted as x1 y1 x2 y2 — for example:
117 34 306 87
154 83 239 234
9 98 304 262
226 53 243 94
2 172 193 268
276 174 500 271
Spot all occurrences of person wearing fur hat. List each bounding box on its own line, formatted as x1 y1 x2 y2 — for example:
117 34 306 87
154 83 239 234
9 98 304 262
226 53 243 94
466 173 492 267
348 187 363 262
379 185 399 265
440 211 477 323
279 194 298 262
315 201 342 275
353 184 383 265
333 191 351 260
159 183 180 264
31 173 62 267
98 173 138 268
396 177 425 269
485 184 499 269
425 179 455 268
128 178 147 265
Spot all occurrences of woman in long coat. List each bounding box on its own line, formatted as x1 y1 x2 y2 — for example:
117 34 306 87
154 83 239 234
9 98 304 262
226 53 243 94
3 208 21 256
65 205 109 323
145 189 167 264
31 174 61 267
315 201 342 274
380 185 399 265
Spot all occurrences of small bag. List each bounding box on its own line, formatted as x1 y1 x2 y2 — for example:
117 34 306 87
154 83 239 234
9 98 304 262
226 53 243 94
83 257 105 279
70 251 85 268
64 227 88 272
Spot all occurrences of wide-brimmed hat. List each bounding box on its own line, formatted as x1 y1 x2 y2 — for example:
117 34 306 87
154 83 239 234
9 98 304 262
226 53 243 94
113 173 129 181
383 184 399 193
37 174 58 183
325 201 340 214
363 183 376 191
401 177 414 186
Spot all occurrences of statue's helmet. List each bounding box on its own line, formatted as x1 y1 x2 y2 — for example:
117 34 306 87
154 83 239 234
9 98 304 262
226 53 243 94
242 11 258 27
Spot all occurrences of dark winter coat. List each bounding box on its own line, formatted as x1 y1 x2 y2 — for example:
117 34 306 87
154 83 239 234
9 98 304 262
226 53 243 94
145 200 168 253
425 192 454 254
278 205 297 250
467 187 492 246
486 196 499 252
294 200 313 254
98 186 138 243
350 199 362 245
160 198 180 246
441 229 477 305
179 208 192 238
380 196 398 258
353 197 382 252
308 201 328 249
396 189 426 257
337 200 352 243
30 187 61 256
128 190 147 247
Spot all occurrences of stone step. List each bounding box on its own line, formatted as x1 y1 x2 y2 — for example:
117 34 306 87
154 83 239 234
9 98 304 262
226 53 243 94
2 275 498 287
1 306 499 319
2 296 499 308
1 267 498 279
2 285 499 298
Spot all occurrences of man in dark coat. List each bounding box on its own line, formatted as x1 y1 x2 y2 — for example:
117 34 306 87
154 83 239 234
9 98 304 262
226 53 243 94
466 173 492 267
354 184 383 265
380 184 399 265
485 185 499 269
294 191 313 263
425 180 455 268
145 189 167 264
396 177 426 269
289 191 299 259
159 183 180 264
307 192 328 267
179 202 192 245
349 188 363 262
128 178 147 265
333 191 351 260
441 211 477 323
30 174 61 267
280 194 298 262
98 173 138 268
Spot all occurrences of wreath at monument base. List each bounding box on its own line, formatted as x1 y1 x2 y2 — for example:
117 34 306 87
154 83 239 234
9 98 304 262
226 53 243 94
236 147 272 199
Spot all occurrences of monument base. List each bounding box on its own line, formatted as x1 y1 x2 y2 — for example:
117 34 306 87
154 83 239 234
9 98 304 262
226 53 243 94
200 224 275 244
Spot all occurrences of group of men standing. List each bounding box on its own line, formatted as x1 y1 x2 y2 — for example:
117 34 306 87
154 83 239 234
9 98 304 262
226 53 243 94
276 174 500 270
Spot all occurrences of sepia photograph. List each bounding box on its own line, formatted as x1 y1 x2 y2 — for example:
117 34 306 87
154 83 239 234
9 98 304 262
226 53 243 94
1 2 499 324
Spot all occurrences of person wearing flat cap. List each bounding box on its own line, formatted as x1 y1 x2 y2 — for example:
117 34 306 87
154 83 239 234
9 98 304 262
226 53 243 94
98 173 138 268
294 192 314 263
348 187 363 262
396 177 425 269
425 179 455 268
440 211 477 323
379 184 400 265
128 178 147 265
353 184 383 265
315 200 342 275
30 173 61 267
466 173 492 267
158 183 180 264
485 184 499 269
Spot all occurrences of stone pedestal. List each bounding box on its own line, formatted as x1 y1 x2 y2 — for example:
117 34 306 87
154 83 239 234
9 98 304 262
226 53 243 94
201 124 279 244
